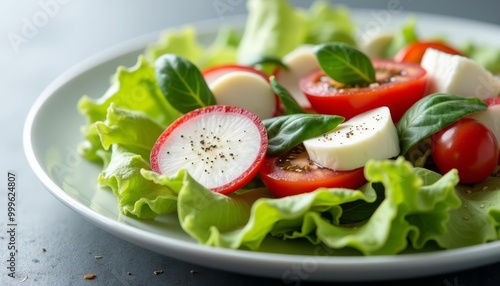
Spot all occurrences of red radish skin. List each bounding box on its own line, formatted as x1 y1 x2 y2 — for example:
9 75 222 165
150 105 268 195
203 64 269 84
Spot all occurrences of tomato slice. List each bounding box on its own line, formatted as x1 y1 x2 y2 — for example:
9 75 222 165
299 59 427 122
394 41 463 64
258 145 366 198
431 118 499 184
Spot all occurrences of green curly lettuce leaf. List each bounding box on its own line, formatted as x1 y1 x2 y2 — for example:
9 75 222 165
91 106 180 218
95 104 164 161
174 158 468 255
97 145 179 219
305 0 356 45
78 56 178 126
77 56 179 163
144 26 204 65
433 177 500 249
237 0 307 63
145 25 241 69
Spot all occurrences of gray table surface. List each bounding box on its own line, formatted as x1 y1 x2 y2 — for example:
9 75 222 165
2 0 500 285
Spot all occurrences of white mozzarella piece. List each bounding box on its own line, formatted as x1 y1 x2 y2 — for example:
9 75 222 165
421 48 500 99
469 104 500 145
209 71 276 119
303 106 400 171
275 44 319 109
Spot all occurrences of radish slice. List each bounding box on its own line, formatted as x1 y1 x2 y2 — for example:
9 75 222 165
150 105 268 194
203 64 269 85
202 64 280 119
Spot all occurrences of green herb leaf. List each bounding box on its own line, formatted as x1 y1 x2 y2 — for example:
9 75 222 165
155 54 216 114
269 76 304 115
397 93 487 155
314 42 375 85
264 114 344 155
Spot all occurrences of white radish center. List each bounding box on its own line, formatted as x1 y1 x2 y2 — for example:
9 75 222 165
157 111 262 189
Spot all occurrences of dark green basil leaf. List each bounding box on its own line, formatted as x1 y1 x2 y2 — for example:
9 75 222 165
314 42 375 85
264 114 344 155
155 54 216 114
397 93 487 155
269 76 304 115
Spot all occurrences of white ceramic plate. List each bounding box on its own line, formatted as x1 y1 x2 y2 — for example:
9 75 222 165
24 11 500 282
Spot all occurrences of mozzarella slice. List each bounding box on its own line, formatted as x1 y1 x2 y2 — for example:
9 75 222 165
275 44 319 109
303 106 400 171
209 71 276 119
469 104 500 145
421 48 500 99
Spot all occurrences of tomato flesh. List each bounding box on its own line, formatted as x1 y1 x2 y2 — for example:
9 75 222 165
300 59 427 122
394 41 463 64
259 145 366 197
431 118 499 184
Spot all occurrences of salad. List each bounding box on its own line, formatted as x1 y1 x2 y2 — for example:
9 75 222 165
77 0 500 256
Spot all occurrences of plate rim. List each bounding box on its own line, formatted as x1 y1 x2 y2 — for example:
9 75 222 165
22 11 500 282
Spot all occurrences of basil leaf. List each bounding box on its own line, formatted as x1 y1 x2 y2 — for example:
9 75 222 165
240 54 289 71
314 42 375 85
397 93 487 155
155 54 216 114
269 76 304 115
264 114 344 155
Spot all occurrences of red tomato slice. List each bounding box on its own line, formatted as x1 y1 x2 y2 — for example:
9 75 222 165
431 118 499 184
299 59 427 122
258 145 366 198
394 41 463 64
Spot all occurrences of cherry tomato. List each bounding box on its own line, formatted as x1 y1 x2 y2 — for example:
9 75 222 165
431 118 499 184
299 59 427 122
258 145 366 198
394 41 463 64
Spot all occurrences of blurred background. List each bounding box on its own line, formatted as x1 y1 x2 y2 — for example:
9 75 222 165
2 0 500 285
